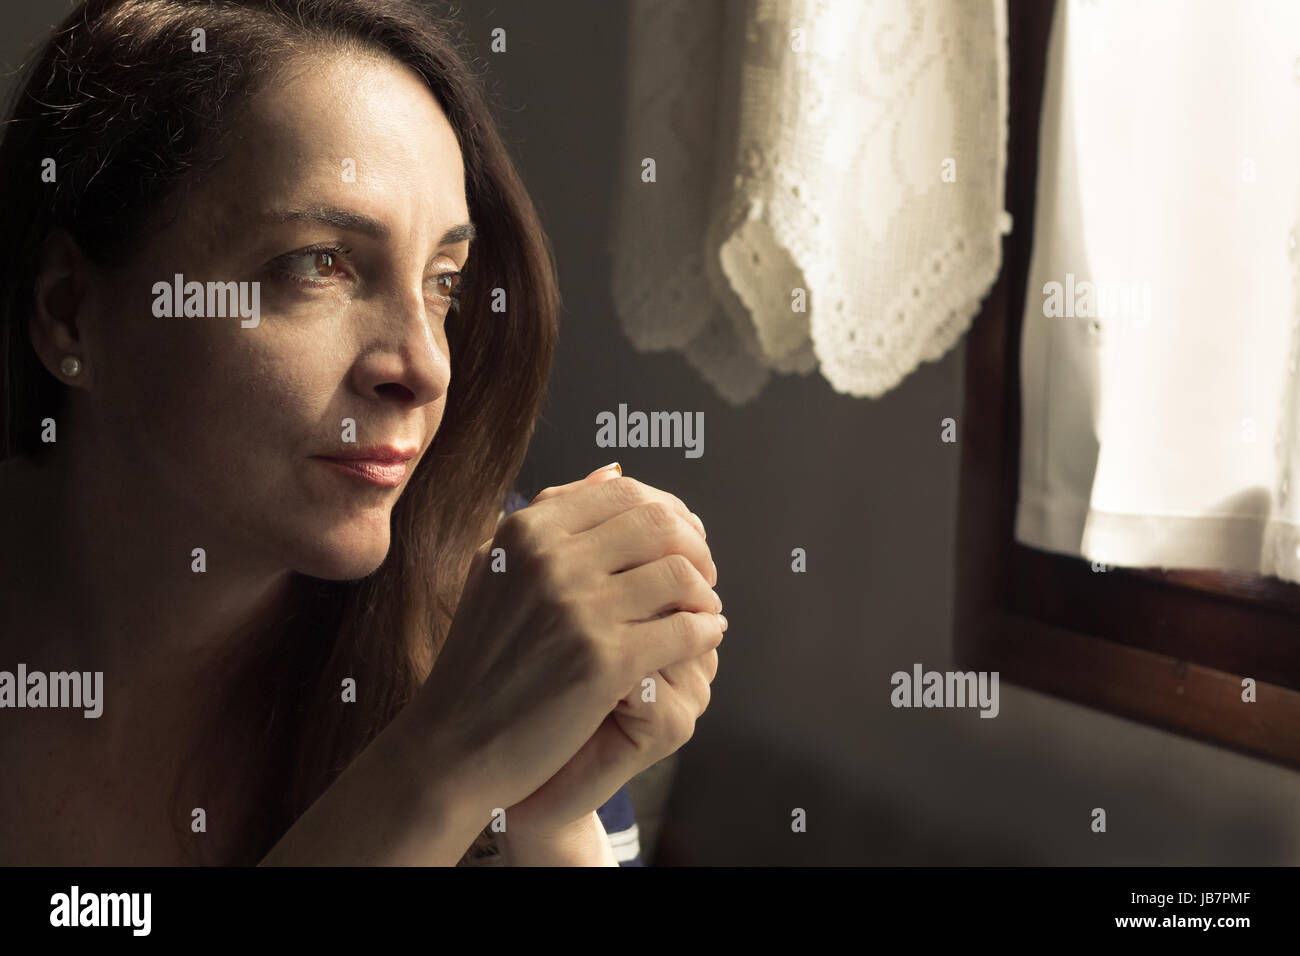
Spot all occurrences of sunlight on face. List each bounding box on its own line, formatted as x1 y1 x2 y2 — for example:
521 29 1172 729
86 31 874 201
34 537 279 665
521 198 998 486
90 50 471 580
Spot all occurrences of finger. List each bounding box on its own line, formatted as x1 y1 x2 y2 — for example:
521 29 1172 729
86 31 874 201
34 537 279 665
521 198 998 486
620 609 724 680
661 648 718 687
528 462 623 506
659 661 712 712
575 500 716 593
618 670 663 711
620 641 719 710
617 669 708 741
603 550 720 621
526 475 707 542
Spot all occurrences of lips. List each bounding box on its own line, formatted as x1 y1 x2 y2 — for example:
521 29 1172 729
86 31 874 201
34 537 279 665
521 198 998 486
317 458 408 487
322 445 419 463
313 444 419 488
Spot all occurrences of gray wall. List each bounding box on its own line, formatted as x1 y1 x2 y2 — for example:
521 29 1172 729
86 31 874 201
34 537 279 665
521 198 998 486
7 0 1299 864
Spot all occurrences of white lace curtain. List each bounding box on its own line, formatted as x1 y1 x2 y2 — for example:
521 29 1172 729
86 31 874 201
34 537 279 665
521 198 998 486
608 0 1011 405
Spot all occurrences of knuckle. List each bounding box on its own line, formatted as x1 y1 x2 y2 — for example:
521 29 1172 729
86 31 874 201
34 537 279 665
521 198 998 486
684 525 708 563
668 609 698 646
667 514 700 552
607 474 648 508
496 510 539 555
638 500 677 534
661 552 696 590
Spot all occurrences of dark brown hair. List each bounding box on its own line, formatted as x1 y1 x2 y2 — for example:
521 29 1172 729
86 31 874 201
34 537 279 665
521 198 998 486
0 0 559 864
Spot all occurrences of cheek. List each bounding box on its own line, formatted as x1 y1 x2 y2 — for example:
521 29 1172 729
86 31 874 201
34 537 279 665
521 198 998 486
98 308 342 486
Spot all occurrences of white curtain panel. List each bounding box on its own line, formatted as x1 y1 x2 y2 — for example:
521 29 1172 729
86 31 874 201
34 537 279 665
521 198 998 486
608 0 1011 405
1016 0 1300 580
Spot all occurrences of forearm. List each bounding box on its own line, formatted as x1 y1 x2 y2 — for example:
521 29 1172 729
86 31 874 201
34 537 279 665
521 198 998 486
496 811 620 866
258 711 486 866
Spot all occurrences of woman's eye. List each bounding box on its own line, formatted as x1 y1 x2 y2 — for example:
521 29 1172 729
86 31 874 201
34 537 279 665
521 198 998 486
431 271 462 298
277 247 350 281
287 251 343 279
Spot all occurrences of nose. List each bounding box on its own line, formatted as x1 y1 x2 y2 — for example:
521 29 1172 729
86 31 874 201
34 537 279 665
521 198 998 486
350 288 450 407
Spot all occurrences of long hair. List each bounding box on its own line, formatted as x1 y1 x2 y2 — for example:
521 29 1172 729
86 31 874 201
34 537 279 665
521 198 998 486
0 0 559 864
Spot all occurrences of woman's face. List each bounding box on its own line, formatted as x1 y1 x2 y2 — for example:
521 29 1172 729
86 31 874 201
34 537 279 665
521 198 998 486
73 50 471 580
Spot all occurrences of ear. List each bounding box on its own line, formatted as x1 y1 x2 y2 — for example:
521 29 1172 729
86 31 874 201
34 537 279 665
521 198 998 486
29 229 97 388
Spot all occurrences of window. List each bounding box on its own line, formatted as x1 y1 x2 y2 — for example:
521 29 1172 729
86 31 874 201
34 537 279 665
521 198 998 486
953 0 1300 770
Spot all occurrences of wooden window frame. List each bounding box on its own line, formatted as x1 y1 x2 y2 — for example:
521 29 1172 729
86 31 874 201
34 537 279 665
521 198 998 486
954 0 1300 770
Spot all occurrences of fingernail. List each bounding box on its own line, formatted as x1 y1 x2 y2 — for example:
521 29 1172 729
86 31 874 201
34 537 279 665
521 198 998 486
717 613 728 631
709 558 718 584
714 591 723 613
600 461 622 476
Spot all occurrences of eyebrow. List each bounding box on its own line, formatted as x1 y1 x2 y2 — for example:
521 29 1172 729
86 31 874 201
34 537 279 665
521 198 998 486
264 206 476 247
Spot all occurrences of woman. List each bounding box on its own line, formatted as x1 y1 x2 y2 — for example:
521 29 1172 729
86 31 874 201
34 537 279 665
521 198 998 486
0 0 724 866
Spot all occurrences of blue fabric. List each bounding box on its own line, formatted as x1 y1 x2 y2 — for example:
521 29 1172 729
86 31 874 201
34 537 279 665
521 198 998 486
595 784 644 866
503 488 644 865
504 489 531 515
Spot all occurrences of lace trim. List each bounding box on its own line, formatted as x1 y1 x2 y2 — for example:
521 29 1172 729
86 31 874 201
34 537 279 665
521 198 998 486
610 0 1010 404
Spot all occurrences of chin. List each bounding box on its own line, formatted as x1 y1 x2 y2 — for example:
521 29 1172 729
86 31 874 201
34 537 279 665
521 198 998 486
304 557 389 582
291 534 393 582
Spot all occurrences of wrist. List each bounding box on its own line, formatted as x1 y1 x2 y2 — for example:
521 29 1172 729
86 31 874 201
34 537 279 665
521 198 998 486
498 811 619 866
257 708 490 867
379 705 492 860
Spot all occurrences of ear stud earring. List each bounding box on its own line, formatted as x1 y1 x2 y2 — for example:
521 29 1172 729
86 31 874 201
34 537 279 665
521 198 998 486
60 355 82 377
